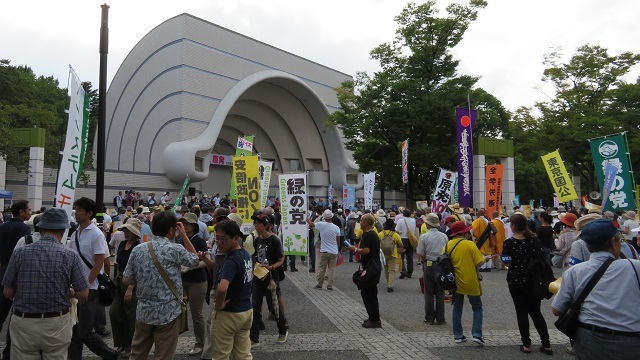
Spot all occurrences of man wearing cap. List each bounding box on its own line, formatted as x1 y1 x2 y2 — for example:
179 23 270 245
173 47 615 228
417 213 449 325
552 218 640 358
307 210 341 290
2 207 90 360
445 221 490 345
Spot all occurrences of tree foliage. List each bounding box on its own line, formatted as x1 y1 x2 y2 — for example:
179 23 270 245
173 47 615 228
330 1 512 202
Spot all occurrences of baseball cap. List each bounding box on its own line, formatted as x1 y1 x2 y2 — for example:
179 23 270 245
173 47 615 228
251 213 271 225
581 218 618 246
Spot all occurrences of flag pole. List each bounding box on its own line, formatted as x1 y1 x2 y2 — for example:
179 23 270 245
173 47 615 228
96 3 109 226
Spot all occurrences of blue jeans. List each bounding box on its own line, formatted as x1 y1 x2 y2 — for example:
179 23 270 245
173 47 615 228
452 293 483 339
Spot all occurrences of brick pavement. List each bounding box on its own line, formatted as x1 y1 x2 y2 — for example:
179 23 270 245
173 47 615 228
0 261 571 359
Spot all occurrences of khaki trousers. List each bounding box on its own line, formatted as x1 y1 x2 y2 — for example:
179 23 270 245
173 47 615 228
10 313 72 360
384 257 397 288
316 253 338 287
211 309 253 360
130 317 180 360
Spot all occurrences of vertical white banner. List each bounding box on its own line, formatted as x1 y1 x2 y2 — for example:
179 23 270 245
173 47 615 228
279 173 308 255
55 68 88 225
364 172 376 211
259 160 273 209
327 184 333 210
430 168 457 213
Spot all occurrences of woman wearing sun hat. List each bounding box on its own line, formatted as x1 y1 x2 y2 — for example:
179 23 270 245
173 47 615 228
110 218 142 357
554 213 579 268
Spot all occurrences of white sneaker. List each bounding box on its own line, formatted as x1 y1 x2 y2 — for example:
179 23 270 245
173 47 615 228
276 330 289 343
187 347 202 356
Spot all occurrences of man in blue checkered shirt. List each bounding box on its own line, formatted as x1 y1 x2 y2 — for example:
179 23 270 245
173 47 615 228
2 207 90 360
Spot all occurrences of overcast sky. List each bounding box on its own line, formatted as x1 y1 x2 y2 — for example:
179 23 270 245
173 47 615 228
2 0 639 111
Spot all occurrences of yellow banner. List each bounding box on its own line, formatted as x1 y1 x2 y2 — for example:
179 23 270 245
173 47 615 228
541 150 578 203
233 155 260 224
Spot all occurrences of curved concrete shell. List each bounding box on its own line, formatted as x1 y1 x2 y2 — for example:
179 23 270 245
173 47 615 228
102 13 360 196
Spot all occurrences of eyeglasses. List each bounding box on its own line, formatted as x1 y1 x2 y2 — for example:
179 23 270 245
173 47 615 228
216 236 234 242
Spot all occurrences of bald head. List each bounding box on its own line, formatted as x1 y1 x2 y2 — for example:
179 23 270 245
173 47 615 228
492 211 499 219
360 214 375 231
477 208 485 217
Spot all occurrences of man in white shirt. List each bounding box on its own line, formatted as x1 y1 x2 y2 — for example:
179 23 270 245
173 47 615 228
395 208 418 279
67 197 118 360
307 209 341 290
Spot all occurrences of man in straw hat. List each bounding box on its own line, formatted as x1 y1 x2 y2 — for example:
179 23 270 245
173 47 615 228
2 207 90 359
417 213 449 325
552 218 640 359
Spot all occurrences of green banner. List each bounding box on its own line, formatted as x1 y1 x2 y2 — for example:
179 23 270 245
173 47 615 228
173 175 190 213
588 133 636 211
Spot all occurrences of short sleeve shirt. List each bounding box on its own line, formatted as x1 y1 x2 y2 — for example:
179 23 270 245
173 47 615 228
417 229 449 261
502 236 543 286
219 248 253 312
69 223 106 290
378 230 402 259
315 221 340 254
123 237 199 325
444 237 484 296
254 235 284 281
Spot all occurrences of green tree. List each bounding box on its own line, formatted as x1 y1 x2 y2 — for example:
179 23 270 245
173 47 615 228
330 1 511 205
532 45 640 195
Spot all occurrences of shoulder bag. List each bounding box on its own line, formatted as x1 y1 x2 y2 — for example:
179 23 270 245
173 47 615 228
554 257 614 338
402 218 419 248
75 233 116 306
147 242 189 334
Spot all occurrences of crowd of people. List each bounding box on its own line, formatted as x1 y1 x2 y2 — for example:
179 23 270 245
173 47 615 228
1 196 639 359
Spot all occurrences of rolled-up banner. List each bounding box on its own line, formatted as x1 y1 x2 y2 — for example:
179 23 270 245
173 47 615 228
456 108 476 207
259 160 273 209
280 173 308 256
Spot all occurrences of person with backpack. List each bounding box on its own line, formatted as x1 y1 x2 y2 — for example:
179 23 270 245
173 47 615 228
345 209 359 262
378 219 403 292
501 213 553 355
416 213 448 324
445 221 490 345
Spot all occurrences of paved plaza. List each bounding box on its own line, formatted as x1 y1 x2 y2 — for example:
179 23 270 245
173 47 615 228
1 257 573 359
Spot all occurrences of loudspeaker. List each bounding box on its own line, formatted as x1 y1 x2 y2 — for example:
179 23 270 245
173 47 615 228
188 187 196 196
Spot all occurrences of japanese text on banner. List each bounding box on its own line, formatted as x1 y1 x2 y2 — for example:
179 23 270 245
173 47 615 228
431 168 456 213
55 68 89 224
259 161 273 209
541 150 578 203
588 133 636 211
233 155 260 226
279 174 308 256
364 172 375 211
485 165 503 215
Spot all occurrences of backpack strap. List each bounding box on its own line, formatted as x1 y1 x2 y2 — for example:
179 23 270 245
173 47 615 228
25 235 33 245
147 242 181 302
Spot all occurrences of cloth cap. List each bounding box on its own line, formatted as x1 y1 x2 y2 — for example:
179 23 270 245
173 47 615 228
624 211 637 219
581 219 618 246
444 215 457 223
376 209 386 217
180 212 199 224
142 207 151 214
251 213 271 225
560 213 577 227
227 213 243 227
37 208 70 230
322 209 334 219
603 211 615 220
574 213 601 231
425 213 440 227
117 218 142 237
449 221 472 237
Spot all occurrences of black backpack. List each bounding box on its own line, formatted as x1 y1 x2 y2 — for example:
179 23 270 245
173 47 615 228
434 240 463 291
527 238 556 300
113 196 119 207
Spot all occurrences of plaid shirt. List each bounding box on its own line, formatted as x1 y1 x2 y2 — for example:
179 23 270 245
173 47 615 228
1 235 89 313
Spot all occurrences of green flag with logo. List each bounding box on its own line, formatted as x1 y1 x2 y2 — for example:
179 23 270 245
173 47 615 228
588 133 636 211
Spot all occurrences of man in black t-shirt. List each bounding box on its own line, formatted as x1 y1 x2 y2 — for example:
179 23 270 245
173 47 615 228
348 214 382 328
249 213 289 345
207 219 253 359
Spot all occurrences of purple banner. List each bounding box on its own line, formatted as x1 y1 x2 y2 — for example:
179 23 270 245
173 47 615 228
456 108 477 207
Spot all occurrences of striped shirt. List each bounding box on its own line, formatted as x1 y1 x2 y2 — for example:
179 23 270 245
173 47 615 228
1 235 89 313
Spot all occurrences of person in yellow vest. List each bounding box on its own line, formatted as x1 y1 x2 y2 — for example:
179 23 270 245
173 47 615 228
490 211 506 270
472 209 495 272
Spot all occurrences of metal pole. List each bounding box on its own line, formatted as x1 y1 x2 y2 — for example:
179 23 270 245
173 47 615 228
96 3 109 225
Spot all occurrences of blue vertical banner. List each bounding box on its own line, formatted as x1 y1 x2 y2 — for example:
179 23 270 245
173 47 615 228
600 161 618 212
456 108 477 207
